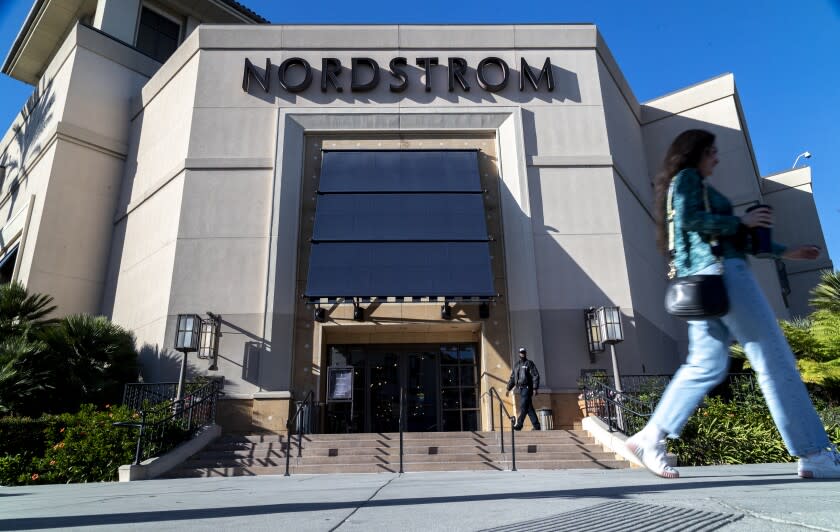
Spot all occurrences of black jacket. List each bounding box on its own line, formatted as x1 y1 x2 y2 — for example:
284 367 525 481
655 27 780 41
507 359 540 391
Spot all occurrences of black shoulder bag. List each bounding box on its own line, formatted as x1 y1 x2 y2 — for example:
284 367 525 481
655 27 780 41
664 180 729 319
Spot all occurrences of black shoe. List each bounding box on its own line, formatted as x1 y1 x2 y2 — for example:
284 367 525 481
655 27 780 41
514 424 523 431
533 425 542 431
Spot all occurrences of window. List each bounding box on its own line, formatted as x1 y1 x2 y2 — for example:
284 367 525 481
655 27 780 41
135 6 181 63
0 244 19 285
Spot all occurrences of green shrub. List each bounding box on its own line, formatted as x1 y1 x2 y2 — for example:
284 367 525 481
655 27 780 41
668 396 793 466
0 455 29 485
667 380 840 466
0 404 138 486
0 416 55 458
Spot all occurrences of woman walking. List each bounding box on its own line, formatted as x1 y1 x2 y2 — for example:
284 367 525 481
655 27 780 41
626 129 840 479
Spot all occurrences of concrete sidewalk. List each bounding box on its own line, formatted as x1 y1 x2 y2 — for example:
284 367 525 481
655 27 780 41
1 464 838 531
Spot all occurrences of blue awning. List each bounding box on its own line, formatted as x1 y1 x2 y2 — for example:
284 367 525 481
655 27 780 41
304 150 495 301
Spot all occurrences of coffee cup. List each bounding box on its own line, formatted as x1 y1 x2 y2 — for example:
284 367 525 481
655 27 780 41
746 204 773 258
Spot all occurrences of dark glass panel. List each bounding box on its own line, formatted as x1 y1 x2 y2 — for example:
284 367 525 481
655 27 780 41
461 389 477 409
312 194 487 241
462 410 478 431
441 389 461 409
304 242 495 298
406 352 439 432
440 346 459 364
459 345 477 363
320 150 481 193
441 365 458 387
442 410 461 432
459 366 476 387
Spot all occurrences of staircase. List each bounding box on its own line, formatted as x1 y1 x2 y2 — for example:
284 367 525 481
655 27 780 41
166 429 629 477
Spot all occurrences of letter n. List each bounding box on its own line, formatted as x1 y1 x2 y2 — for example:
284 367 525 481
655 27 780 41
243 58 272 93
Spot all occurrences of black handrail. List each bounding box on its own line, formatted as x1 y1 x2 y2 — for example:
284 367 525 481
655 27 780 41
482 387 516 472
114 379 223 465
284 390 315 477
580 373 758 435
399 385 405 474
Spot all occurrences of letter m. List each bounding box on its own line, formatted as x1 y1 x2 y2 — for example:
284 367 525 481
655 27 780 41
520 58 554 92
242 58 272 93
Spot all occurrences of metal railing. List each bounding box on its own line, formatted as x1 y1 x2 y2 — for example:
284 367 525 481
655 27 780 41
481 387 516 471
399 386 406 474
581 379 653 435
115 379 224 465
580 373 758 435
123 382 179 411
284 390 315 477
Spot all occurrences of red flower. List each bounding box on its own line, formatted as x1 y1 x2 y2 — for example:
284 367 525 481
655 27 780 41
31 473 39 481
49 460 56 466
59 427 65 433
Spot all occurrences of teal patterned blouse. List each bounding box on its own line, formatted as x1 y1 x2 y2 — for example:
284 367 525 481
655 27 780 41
669 168 786 276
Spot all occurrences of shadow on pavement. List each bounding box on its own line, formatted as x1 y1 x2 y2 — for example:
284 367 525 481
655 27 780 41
0 475 818 530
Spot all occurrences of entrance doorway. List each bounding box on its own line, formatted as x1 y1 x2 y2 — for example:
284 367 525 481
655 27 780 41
324 344 479 433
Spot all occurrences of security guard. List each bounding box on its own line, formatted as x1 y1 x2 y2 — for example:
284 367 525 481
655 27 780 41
506 347 541 431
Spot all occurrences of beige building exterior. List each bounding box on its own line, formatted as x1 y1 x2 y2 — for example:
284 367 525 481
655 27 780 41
1 1 832 433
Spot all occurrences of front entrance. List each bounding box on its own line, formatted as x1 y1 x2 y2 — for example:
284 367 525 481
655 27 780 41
324 344 479 433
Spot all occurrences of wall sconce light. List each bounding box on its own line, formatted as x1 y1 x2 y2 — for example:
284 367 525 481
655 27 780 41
441 303 452 320
314 305 326 322
353 299 364 322
479 302 490 319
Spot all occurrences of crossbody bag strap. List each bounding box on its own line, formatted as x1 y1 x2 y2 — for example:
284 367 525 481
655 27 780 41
667 177 720 280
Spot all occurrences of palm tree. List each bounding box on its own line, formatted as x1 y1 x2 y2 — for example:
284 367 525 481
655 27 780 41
0 282 56 337
38 315 138 412
810 270 840 313
0 336 49 416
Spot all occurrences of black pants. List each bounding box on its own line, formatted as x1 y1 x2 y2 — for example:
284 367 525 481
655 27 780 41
516 387 540 429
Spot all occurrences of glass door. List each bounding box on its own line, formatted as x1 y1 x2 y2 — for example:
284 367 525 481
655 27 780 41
367 351 400 433
405 350 439 432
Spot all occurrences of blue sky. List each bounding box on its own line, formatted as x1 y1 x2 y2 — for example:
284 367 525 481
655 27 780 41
1 0 838 264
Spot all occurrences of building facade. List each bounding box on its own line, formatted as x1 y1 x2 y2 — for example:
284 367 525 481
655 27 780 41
1 0 832 433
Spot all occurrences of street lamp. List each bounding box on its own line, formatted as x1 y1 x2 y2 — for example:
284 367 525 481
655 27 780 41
174 314 201 402
792 151 812 169
585 306 624 392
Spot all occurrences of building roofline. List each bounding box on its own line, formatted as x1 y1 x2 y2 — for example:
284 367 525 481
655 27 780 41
1 0 47 76
2 0 268 80
216 0 270 24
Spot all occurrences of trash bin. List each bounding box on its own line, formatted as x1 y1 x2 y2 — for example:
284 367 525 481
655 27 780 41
537 408 554 431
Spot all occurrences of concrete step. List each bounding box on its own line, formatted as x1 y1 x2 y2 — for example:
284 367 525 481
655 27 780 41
165 429 628 478
215 430 590 444
185 449 619 469
208 434 593 451
168 457 626 478
196 441 607 460
509 459 628 470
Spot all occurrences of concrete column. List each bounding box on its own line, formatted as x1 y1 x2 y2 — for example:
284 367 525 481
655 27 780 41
93 0 142 44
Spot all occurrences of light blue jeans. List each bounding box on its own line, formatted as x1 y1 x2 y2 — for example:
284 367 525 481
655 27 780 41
651 258 829 457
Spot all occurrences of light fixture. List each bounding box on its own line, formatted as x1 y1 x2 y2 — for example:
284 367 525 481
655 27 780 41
353 299 364 322
585 306 625 393
174 314 201 402
792 151 812 169
314 305 326 322
441 303 452 320
595 306 624 345
479 302 490 319
584 307 605 356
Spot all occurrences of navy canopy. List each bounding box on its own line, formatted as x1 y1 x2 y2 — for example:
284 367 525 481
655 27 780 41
304 150 495 300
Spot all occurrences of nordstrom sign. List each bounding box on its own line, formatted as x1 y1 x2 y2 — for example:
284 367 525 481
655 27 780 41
242 56 555 94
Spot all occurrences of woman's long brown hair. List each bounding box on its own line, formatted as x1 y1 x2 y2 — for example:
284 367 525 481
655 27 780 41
653 129 716 255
